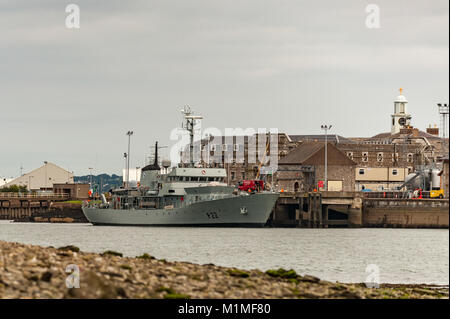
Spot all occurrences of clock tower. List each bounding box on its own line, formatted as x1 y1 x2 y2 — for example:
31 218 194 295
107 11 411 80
391 88 411 134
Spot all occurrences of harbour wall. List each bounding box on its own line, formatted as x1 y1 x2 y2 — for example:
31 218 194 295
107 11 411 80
362 198 449 228
0 201 87 223
272 192 449 228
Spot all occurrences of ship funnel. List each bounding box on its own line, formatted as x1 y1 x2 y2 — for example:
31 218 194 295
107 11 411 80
154 141 159 168
141 141 161 172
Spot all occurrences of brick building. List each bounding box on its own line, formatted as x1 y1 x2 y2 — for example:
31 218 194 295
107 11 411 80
276 142 356 192
180 133 299 186
53 183 90 200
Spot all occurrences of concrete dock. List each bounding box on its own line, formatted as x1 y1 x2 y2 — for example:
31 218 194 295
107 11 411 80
272 191 449 228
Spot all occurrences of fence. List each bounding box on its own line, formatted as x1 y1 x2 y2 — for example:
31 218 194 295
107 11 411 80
0 192 69 199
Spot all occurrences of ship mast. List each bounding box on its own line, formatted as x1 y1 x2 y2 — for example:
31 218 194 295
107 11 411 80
181 106 203 167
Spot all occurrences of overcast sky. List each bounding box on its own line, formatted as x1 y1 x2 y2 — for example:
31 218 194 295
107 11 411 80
1 0 448 177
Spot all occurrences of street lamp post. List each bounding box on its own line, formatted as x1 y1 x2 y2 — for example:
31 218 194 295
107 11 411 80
320 125 332 191
28 176 34 192
126 131 134 189
44 161 48 190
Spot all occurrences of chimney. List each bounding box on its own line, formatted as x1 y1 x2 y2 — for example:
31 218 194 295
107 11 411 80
426 124 439 136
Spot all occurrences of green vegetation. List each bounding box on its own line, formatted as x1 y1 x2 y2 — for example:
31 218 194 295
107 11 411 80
120 264 132 270
157 287 191 299
61 200 82 204
136 253 156 260
265 268 299 279
101 250 123 257
0 185 28 193
157 286 175 294
227 269 250 278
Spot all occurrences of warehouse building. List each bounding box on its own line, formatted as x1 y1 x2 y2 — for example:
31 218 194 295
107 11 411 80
2 162 74 191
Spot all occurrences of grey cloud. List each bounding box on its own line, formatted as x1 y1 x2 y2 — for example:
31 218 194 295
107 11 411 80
0 0 448 176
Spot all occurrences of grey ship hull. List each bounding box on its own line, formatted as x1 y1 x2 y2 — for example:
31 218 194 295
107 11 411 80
82 193 279 227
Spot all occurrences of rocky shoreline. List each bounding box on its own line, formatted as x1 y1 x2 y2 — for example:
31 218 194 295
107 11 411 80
0 240 448 299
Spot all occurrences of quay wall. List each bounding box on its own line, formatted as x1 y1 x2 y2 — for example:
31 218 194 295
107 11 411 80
0 201 87 223
273 192 449 229
362 199 449 228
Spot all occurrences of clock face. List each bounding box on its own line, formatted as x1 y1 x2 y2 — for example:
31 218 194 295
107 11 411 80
398 117 406 125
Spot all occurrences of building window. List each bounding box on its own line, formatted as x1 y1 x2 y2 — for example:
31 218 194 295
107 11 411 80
222 144 228 151
234 144 239 151
392 169 398 175
362 152 369 162
347 152 353 160
359 169 365 175
407 153 414 163
231 172 235 180
242 172 246 180
210 144 216 151
377 152 383 162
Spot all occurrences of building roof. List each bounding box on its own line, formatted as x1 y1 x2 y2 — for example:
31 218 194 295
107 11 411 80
279 142 356 166
2 162 74 190
288 134 356 144
279 142 323 164
371 130 442 140
394 94 408 103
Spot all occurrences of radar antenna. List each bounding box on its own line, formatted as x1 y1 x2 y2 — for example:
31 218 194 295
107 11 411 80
181 105 203 167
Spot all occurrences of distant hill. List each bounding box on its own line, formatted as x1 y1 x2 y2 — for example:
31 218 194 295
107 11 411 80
74 174 123 193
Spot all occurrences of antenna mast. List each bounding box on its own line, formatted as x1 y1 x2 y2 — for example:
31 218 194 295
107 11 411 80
181 105 203 167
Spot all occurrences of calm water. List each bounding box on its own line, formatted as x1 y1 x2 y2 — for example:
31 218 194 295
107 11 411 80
0 221 448 285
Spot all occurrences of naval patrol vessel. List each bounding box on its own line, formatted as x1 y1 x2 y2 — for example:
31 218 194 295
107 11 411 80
82 108 279 226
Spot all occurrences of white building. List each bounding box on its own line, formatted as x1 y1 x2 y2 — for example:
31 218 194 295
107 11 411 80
0 178 14 187
2 162 74 191
391 88 412 134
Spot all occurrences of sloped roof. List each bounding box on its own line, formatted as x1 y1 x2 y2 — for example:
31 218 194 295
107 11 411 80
371 130 442 140
279 142 324 164
279 142 355 166
288 134 356 144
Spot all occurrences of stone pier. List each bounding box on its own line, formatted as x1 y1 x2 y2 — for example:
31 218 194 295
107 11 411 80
273 191 448 228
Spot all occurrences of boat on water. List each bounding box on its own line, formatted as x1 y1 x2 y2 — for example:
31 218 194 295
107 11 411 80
82 107 279 227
